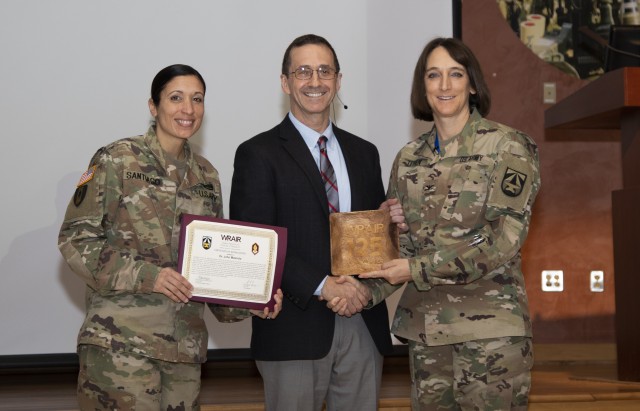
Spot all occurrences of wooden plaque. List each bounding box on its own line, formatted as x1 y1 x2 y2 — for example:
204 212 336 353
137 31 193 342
329 209 399 275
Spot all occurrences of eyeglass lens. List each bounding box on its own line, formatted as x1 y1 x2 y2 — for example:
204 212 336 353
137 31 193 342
293 66 336 80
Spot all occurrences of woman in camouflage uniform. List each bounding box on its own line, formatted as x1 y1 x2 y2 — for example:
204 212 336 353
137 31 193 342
360 38 541 410
58 64 282 410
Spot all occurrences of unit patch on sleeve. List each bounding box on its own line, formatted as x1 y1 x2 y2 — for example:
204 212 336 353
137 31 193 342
501 167 527 197
73 185 88 207
487 153 534 214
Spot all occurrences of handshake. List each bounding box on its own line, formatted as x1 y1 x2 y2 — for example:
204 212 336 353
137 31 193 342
319 275 372 317
317 198 408 317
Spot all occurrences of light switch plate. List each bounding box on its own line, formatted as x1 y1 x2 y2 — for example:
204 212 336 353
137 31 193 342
543 82 556 104
590 270 604 292
542 270 563 292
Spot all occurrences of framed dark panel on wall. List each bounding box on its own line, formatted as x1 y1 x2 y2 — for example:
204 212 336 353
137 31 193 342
605 24 640 71
453 0 462 39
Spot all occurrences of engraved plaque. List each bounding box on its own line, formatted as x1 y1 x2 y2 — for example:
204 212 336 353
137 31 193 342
329 209 399 275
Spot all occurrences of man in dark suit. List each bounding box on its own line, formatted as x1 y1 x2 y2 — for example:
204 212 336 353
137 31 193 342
230 34 403 411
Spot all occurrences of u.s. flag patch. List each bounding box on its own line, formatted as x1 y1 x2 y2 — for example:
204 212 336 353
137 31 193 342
77 165 97 187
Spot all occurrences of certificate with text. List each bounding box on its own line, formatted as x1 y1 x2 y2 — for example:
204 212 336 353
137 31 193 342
178 214 286 310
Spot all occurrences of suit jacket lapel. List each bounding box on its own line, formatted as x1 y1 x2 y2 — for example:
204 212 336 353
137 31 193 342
279 116 330 217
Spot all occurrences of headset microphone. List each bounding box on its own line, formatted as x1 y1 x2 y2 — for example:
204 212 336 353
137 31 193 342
336 94 348 110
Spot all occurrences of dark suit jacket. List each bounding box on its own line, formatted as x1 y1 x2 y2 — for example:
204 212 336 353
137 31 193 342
230 115 392 361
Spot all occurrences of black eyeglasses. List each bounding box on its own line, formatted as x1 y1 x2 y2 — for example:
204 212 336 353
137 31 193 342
289 65 338 80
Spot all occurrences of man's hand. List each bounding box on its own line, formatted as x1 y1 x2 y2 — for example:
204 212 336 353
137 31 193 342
251 288 284 320
322 276 368 317
379 198 408 233
326 295 350 316
358 258 411 285
320 275 371 317
153 267 193 303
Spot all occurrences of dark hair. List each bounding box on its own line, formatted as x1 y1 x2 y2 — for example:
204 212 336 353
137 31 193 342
281 34 340 75
410 37 491 122
150 64 206 106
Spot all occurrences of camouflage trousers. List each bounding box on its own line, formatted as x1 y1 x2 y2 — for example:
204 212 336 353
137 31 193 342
77 344 202 411
408 336 533 410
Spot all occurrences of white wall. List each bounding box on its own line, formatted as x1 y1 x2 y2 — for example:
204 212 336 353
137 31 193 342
0 0 452 355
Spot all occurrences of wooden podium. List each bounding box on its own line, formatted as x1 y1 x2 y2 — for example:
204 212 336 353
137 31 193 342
545 67 640 382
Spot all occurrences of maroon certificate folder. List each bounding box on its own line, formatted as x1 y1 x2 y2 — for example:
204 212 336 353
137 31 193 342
178 214 286 310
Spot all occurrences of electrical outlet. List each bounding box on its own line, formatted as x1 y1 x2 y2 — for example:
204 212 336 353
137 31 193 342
542 270 563 292
543 82 556 104
590 270 604 292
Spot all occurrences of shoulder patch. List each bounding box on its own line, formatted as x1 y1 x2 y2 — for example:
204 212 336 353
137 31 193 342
77 165 97 187
501 167 527 197
487 153 534 214
73 185 88 207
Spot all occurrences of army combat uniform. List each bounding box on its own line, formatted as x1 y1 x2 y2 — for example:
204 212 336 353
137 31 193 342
371 110 540 410
58 127 248 410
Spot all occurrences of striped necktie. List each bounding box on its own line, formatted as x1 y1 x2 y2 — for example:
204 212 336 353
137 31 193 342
318 136 339 213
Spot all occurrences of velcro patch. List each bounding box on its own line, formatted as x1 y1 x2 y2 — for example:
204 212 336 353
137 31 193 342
487 153 533 214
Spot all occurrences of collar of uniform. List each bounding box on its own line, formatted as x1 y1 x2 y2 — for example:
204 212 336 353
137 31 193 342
413 126 438 158
432 109 483 158
144 126 202 185
457 109 483 157
145 126 168 168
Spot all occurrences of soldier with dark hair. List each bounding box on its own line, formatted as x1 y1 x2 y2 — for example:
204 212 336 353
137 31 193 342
357 38 541 410
59 64 281 410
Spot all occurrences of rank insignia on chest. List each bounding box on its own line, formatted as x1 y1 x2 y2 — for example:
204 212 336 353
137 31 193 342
202 236 212 250
77 165 97 187
501 167 527 197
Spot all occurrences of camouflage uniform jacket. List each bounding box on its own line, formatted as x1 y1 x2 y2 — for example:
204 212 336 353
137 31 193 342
373 110 540 346
58 126 248 363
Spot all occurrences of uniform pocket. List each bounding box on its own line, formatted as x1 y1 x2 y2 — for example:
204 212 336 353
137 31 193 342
440 163 469 222
441 159 493 229
120 177 173 249
401 169 438 229
78 372 136 411
78 345 137 410
182 183 219 215
485 336 533 383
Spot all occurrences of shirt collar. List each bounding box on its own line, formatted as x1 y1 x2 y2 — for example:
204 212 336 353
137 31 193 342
288 112 335 150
